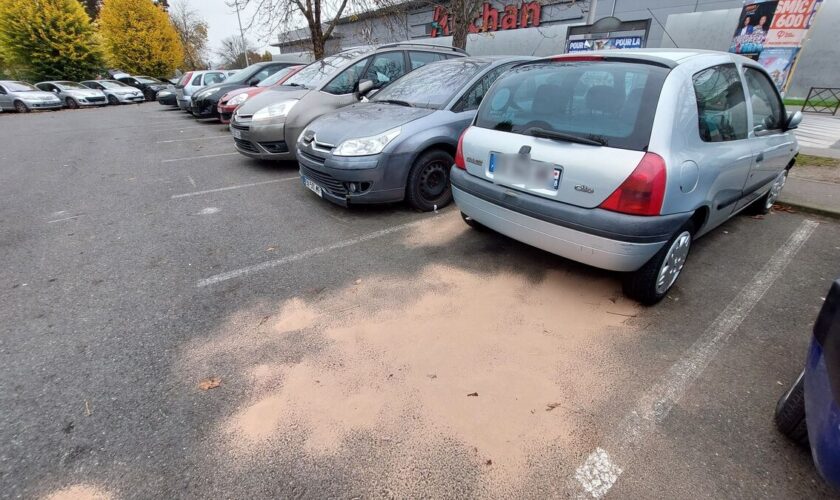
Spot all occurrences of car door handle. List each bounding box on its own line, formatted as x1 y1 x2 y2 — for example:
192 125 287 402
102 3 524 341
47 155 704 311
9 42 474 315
755 152 764 163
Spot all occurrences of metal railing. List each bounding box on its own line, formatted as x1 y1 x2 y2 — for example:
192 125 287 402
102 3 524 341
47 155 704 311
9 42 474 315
802 87 840 115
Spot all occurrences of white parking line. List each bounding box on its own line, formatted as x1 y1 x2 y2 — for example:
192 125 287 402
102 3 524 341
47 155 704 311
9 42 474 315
171 177 298 199
197 218 430 287
156 135 230 144
573 219 819 498
47 215 82 224
161 152 239 163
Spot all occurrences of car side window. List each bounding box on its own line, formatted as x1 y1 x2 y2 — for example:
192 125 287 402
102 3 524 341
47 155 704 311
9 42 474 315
204 72 224 85
323 58 370 95
364 52 406 89
452 63 517 113
408 51 442 70
0 86 6 94
692 64 748 143
743 67 785 133
191 74 203 86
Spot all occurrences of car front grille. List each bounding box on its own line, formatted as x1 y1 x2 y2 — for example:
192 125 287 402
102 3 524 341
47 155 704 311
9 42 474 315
231 122 250 131
300 164 347 196
234 138 259 154
88 96 105 103
300 150 325 166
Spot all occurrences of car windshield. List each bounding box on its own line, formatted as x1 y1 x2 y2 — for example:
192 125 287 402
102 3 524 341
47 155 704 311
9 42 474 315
135 76 162 84
56 81 87 90
223 64 270 84
284 50 371 89
373 59 489 109
474 61 669 151
5 81 37 91
99 80 130 89
258 66 301 87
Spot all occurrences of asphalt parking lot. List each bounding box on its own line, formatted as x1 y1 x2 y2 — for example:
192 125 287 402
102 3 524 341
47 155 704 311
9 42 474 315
1 103 839 499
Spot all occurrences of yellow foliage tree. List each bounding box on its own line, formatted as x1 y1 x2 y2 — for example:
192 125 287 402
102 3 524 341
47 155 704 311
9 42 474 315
98 0 183 77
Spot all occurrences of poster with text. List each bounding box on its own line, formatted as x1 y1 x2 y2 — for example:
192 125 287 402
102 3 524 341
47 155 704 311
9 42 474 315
729 1 779 55
757 47 800 89
765 0 821 48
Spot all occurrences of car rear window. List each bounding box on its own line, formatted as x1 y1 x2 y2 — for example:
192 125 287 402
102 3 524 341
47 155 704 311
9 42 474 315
474 60 669 151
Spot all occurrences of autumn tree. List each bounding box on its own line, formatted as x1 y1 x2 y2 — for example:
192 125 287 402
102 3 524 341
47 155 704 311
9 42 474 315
99 0 183 77
0 0 104 81
170 0 209 70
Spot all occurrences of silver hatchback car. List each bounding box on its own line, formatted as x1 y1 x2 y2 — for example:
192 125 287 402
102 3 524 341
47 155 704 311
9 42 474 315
451 49 800 304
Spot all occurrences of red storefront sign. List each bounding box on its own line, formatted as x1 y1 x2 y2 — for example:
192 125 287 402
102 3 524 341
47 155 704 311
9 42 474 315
430 2 541 37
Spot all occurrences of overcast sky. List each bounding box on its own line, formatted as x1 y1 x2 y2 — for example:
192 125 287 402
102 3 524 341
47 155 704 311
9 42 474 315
185 0 276 60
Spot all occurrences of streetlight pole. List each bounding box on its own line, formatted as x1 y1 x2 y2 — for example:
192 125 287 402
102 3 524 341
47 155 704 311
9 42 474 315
234 0 250 67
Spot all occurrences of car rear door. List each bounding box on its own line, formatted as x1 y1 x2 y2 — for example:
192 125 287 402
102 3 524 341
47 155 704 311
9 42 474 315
735 65 797 211
0 85 10 109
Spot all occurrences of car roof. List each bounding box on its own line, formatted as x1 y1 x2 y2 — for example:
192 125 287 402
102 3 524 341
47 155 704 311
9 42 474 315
547 48 753 69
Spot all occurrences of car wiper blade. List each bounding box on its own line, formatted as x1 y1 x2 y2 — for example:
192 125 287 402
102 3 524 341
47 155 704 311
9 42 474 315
522 127 605 146
283 83 306 88
377 99 414 107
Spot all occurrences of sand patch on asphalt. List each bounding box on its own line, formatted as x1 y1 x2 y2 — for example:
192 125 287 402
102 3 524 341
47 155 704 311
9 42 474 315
402 210 466 248
44 485 112 500
191 257 638 494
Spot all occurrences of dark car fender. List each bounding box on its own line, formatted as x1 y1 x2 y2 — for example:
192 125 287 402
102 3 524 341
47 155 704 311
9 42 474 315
388 111 474 186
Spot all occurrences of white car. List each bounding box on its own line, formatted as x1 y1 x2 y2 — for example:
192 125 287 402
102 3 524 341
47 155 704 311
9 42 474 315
80 80 145 105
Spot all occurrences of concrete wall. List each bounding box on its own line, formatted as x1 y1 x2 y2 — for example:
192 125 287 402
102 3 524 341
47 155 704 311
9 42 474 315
591 0 744 49
660 8 742 52
786 0 840 98
465 24 571 56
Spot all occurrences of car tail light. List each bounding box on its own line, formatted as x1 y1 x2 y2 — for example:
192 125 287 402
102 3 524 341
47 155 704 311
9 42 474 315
181 72 194 86
599 152 667 216
454 128 468 170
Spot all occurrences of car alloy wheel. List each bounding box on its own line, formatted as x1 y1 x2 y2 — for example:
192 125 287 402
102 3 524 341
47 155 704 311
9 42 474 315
108 95 119 105
14 100 29 113
66 98 79 109
655 230 692 295
765 170 788 210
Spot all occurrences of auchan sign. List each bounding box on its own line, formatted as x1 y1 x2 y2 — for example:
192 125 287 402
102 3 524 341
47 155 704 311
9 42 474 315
430 2 542 37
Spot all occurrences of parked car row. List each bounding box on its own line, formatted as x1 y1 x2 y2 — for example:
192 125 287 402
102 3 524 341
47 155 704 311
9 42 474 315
160 45 801 307
0 73 174 112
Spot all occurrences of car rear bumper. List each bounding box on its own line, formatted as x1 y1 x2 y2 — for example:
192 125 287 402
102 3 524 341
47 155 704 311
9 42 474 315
158 94 177 105
191 99 219 118
451 168 691 272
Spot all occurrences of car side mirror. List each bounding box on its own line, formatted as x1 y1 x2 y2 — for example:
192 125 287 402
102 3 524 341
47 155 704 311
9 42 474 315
357 79 374 97
52 89 59 94
786 110 802 130
249 78 260 86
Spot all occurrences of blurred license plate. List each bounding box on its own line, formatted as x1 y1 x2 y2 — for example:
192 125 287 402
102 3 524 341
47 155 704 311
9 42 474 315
489 152 561 191
302 176 323 197
231 128 242 139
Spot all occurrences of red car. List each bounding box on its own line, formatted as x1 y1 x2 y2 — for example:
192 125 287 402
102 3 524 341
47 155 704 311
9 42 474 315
217 65 304 123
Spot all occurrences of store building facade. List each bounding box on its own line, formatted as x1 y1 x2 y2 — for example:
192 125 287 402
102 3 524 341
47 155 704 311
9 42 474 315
272 0 839 98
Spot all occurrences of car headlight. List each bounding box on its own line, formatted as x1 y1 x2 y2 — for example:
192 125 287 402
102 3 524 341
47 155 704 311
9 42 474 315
333 127 401 157
228 93 249 106
252 100 297 123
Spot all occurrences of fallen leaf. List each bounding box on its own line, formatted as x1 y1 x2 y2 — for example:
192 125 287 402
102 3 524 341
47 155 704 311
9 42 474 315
485 459 493 466
426 374 437 380
467 392 479 397
258 315 271 326
84 400 92 416
354 279 362 285
546 402 563 412
751 214 765 220
198 377 221 390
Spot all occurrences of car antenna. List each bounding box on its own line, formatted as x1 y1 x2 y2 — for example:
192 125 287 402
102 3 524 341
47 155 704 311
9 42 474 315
647 8 680 49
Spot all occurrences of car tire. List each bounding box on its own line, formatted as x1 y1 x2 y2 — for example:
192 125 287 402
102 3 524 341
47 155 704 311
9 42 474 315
14 100 29 113
623 220 695 305
144 90 155 101
107 95 119 105
775 370 809 447
461 212 487 231
405 149 454 212
747 169 789 215
66 97 79 109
